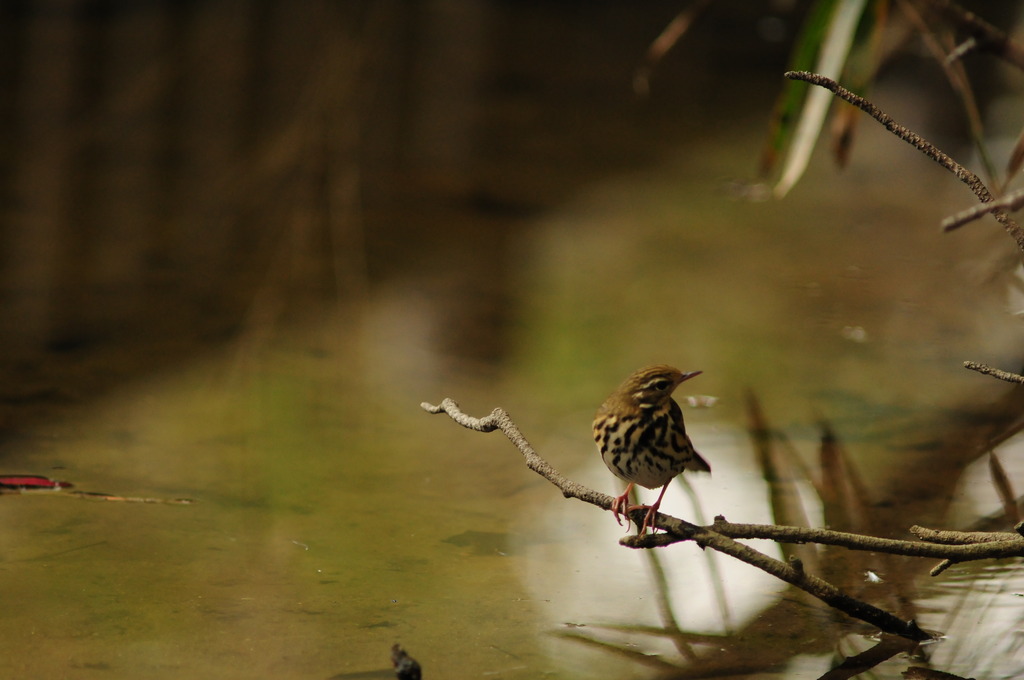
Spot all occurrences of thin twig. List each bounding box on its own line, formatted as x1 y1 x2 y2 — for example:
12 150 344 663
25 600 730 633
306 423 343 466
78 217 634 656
963 360 1024 384
910 524 1022 544
420 399 610 508
942 188 1024 230
929 559 956 577
686 518 1024 560
898 1 998 189
914 0 1024 72
628 515 1024 585
633 0 711 97
783 70 1024 252
618 521 930 641
945 36 978 64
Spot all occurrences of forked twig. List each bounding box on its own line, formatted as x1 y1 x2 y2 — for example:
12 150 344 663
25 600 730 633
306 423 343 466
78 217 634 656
942 188 1024 230
420 399 608 508
917 0 1024 72
783 70 1024 253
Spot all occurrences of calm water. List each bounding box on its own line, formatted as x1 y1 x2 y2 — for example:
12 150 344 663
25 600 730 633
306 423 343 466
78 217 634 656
1 2 1022 679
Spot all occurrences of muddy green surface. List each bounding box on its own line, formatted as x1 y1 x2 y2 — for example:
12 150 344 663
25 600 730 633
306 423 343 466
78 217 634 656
0 2 1023 679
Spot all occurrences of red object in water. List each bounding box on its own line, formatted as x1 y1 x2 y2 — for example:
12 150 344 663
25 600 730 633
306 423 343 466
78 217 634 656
0 475 73 490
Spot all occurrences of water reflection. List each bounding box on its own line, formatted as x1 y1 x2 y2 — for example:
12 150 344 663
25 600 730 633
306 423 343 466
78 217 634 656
520 420 778 635
917 562 1024 679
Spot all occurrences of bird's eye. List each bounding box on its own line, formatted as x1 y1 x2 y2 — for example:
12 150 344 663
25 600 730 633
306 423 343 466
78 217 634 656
652 379 671 391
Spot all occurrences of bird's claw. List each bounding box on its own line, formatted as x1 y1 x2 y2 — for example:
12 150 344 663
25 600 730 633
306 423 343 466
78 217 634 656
635 505 659 536
611 495 663 535
610 493 632 530
623 502 659 536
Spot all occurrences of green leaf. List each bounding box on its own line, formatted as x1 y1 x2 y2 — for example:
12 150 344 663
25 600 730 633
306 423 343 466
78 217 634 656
771 0 872 198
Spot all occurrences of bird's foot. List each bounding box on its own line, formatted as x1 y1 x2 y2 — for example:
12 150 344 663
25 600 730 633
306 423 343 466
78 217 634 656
638 504 660 536
622 503 660 536
610 492 633 529
611 483 662 534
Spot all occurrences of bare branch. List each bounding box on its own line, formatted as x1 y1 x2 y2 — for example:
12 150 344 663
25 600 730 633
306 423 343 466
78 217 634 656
945 36 979 64
942 188 1024 230
700 518 1024 560
633 0 710 97
963 360 1024 384
628 517 1024 586
620 519 929 641
783 70 1024 253
421 399 617 509
913 0 1024 72
911 524 1021 544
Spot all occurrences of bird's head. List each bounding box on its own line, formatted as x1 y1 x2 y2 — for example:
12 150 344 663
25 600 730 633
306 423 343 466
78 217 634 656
618 365 701 409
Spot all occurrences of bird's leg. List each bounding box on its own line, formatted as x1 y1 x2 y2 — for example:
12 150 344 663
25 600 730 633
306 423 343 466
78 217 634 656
610 483 635 528
634 481 672 536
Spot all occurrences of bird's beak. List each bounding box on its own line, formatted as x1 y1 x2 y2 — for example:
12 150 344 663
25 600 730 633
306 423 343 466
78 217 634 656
678 370 702 384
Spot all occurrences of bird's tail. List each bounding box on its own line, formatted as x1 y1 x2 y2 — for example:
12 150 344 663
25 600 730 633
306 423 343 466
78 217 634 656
686 449 711 473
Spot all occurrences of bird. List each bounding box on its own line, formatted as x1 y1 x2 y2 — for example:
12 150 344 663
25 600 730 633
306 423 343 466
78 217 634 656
593 365 710 535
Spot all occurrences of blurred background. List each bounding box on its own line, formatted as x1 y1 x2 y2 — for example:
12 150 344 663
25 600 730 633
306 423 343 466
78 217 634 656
1 1 1024 678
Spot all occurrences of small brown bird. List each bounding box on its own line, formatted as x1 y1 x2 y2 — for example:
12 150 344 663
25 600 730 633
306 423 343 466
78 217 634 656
593 365 710 535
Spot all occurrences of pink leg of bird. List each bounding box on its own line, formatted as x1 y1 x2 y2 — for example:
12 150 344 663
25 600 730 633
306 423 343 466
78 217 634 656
610 482 635 528
630 481 672 536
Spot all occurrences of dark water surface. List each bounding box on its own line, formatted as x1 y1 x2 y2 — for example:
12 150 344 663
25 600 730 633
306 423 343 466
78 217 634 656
1 2 1023 679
